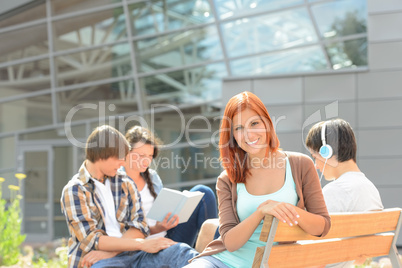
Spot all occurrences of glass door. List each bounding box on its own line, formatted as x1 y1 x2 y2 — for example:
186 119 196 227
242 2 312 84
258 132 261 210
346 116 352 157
17 145 53 242
53 145 85 240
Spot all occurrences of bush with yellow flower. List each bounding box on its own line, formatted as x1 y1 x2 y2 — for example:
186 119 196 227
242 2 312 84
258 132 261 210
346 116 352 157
0 173 27 266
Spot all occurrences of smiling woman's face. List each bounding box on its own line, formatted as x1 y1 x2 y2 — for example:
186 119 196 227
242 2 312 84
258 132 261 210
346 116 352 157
232 108 268 158
126 144 154 173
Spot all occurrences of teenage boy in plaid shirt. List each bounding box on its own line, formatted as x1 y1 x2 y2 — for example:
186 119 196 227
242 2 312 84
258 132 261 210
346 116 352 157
61 125 198 268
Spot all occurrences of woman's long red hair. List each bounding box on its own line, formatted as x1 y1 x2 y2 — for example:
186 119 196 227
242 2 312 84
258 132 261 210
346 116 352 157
219 91 280 183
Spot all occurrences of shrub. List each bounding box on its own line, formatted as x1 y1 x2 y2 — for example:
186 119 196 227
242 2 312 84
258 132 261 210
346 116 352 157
0 174 27 266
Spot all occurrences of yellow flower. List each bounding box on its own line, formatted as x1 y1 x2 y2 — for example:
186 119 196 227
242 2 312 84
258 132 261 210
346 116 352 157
15 173 27 180
0 177 5 183
8 185 20 191
16 194 23 200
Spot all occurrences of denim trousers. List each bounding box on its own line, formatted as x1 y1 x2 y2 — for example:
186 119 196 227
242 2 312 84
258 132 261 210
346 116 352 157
167 185 218 247
183 256 231 268
91 243 198 268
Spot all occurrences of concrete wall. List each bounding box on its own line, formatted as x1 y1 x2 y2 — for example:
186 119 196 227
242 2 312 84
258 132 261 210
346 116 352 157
222 0 402 245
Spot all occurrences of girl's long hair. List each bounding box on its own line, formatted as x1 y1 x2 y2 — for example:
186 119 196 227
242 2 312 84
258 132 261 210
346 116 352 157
219 91 280 183
125 126 162 199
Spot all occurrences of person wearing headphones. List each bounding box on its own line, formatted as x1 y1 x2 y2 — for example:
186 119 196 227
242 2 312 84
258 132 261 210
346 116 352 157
306 118 383 213
306 118 383 267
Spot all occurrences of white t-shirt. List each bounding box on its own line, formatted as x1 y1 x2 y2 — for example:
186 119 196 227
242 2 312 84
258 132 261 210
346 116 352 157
323 172 383 268
140 183 167 239
93 179 122 238
323 171 383 213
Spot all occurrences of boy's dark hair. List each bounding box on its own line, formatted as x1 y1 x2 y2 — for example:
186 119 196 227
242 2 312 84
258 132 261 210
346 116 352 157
86 125 130 162
305 118 357 162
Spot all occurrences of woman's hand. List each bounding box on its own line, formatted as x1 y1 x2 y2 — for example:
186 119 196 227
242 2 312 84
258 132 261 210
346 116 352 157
258 200 300 227
153 212 179 233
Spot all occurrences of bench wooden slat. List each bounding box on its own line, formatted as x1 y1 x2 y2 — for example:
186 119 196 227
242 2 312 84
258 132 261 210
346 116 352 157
260 208 402 242
253 234 394 268
254 208 402 268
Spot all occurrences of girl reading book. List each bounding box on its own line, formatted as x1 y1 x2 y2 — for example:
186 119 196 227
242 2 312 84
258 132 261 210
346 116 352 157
122 126 218 248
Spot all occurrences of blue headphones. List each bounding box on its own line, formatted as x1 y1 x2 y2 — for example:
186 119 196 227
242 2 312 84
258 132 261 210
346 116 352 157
319 122 333 159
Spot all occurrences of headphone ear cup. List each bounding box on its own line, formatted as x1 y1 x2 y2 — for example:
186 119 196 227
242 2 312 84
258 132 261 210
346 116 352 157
319 144 333 159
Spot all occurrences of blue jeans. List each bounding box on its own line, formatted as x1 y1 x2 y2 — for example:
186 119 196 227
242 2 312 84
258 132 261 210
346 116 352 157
167 185 218 247
183 256 231 268
91 243 198 268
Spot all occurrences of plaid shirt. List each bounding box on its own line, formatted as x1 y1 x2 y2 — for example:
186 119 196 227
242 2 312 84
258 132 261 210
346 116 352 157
60 161 149 268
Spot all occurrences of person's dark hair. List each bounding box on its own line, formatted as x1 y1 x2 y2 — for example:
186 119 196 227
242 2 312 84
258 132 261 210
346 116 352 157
86 125 130 162
125 126 162 199
305 118 357 162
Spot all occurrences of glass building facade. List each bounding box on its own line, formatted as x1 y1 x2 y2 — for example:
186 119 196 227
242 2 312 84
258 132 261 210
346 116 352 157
0 0 367 242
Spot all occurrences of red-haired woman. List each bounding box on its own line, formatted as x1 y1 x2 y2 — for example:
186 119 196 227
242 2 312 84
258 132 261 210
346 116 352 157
185 91 331 268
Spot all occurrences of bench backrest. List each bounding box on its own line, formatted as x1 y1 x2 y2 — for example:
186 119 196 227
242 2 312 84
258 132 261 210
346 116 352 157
252 208 402 268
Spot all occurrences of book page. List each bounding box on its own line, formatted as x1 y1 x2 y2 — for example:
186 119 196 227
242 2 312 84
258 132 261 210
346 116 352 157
146 188 204 224
177 192 204 223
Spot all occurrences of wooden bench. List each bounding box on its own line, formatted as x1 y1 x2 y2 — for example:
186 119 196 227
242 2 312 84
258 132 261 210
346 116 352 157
252 208 402 268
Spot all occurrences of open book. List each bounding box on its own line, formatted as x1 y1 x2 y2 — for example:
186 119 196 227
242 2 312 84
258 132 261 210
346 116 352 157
146 188 205 224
